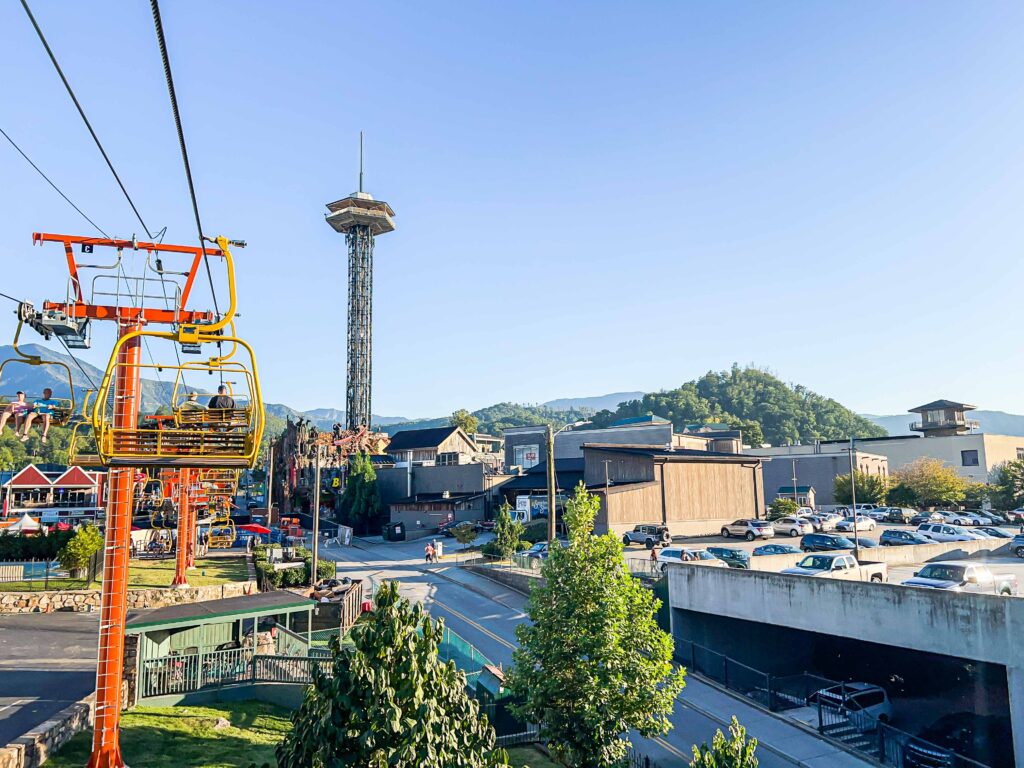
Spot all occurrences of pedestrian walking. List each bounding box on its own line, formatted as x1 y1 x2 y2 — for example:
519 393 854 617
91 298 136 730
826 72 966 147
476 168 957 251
425 542 435 564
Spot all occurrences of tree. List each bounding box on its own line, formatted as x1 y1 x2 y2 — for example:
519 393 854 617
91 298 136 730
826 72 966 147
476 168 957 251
833 471 888 505
962 482 991 509
690 717 759 768
893 458 967 508
57 524 103 578
886 482 918 508
449 408 480 435
990 460 1024 510
506 483 685 767
276 581 510 768
451 522 479 550
489 501 525 559
767 498 799 520
341 452 381 534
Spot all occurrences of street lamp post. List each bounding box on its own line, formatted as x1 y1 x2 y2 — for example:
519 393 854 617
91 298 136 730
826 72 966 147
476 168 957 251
311 446 322 588
848 437 861 558
546 420 591 544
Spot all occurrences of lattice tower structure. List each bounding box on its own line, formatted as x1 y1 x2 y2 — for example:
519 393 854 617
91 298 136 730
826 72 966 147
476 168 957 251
325 192 395 432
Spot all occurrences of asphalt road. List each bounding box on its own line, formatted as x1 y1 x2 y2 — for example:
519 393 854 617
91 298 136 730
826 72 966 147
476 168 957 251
0 612 98 744
329 539 802 767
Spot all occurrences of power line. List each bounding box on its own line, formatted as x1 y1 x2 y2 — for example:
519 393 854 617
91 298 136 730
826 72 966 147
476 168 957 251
149 0 221 321
0 125 110 238
19 0 154 240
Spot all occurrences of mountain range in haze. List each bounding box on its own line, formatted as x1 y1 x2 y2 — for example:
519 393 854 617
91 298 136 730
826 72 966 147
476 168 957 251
5 344 1024 439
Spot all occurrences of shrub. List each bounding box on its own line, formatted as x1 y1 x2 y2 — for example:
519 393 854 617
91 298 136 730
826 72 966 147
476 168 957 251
767 498 799 520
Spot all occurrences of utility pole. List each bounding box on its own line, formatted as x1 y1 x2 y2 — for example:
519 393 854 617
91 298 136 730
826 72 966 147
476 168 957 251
792 460 799 506
311 447 322 588
546 424 557 544
266 445 274 524
848 437 860 557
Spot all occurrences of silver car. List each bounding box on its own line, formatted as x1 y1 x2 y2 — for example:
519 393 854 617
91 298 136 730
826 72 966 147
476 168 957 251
773 516 815 538
721 519 775 541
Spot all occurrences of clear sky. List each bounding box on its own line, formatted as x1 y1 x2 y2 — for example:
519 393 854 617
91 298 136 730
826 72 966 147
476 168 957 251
2 2 1023 418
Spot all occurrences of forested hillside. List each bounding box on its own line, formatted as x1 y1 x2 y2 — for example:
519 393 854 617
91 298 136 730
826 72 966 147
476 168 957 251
587 366 886 446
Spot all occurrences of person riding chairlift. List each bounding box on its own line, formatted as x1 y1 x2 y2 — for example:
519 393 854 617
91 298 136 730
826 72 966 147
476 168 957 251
0 391 30 435
179 391 206 411
207 385 235 410
20 388 60 444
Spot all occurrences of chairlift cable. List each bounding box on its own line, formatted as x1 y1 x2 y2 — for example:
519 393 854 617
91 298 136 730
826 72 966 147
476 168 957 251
149 0 222 322
0 125 110 239
0 292 26 305
55 334 100 391
19 0 155 240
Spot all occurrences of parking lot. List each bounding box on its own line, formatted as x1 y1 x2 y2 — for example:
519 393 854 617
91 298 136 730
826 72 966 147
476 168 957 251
622 519 1024 594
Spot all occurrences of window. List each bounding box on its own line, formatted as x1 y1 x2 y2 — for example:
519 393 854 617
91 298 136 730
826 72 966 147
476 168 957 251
961 449 979 467
514 444 540 470
1017 448 1024 461
856 691 886 708
436 452 460 467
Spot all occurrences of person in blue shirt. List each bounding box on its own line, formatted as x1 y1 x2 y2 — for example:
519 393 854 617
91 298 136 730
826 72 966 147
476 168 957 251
20 388 60 444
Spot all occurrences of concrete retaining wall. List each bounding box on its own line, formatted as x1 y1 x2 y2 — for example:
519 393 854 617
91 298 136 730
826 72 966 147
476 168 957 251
747 538 1015 573
463 564 543 594
0 696 94 768
0 580 258 614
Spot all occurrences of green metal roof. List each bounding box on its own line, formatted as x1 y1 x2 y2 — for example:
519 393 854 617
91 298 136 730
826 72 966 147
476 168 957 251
126 591 314 632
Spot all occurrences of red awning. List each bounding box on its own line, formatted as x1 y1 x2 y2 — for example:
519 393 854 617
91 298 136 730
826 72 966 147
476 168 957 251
239 523 270 534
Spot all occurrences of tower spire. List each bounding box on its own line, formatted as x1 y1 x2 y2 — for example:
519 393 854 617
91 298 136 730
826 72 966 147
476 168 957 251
358 130 364 193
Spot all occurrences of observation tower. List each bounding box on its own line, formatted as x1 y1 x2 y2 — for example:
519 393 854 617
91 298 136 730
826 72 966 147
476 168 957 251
324 134 395 432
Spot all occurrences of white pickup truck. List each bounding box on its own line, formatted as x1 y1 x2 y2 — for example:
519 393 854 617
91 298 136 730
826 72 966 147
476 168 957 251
902 560 1018 596
781 553 888 582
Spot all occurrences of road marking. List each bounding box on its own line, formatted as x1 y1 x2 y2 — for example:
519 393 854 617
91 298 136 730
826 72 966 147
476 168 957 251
652 735 689 761
431 598 516 651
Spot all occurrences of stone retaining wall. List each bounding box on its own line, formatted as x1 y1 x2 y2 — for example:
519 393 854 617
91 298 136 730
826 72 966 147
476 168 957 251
463 564 543 594
0 579 258 614
0 695 94 768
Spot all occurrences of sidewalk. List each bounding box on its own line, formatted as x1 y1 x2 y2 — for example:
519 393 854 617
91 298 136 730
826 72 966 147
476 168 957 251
675 676 875 768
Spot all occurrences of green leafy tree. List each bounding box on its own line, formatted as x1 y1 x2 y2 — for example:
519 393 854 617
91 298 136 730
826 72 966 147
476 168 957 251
767 498 799 520
451 522 479 550
833 471 888 505
893 457 967 508
690 717 759 767
449 408 480 435
57 524 103 577
962 482 991 509
990 460 1024 510
886 482 918 508
489 501 525 559
341 452 382 534
506 483 685 767
276 581 510 768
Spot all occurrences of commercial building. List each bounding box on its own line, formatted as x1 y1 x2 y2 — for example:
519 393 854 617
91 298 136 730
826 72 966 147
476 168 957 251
752 399 1024 485
584 444 765 536
750 450 888 509
0 463 106 525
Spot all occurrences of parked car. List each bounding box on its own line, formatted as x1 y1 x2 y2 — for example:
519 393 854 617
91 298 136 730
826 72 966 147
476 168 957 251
880 529 932 546
917 523 981 542
658 547 727 570
865 508 891 521
910 511 944 526
939 511 991 526
782 553 887 582
622 524 672 549
753 543 802 556
772 516 815 538
836 515 876 532
1005 508 1024 523
803 514 837 532
975 526 1013 539
904 713 1013 768
1012 534 1024 559
808 683 893 731
796 506 816 516
856 537 879 548
800 533 857 552
706 546 750 569
854 503 880 516
883 506 917 524
720 519 775 541
524 542 552 559
902 561 1018 596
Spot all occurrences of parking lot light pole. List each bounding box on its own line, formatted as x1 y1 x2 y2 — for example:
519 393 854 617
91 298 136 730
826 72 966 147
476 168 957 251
849 437 860 558
547 420 592 544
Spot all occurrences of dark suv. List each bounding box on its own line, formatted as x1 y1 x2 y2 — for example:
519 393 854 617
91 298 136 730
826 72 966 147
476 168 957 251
799 533 856 552
879 529 931 546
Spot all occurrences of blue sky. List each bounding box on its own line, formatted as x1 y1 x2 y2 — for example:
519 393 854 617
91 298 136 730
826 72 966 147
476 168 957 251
2 2 1023 418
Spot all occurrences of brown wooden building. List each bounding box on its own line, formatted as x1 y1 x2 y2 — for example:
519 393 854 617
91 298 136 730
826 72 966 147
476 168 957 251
582 444 765 536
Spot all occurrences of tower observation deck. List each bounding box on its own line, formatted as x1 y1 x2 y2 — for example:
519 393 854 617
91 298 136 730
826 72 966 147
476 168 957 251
325 182 395 432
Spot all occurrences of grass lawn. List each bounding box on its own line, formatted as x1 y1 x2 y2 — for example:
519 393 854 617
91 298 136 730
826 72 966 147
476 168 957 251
507 746 560 767
0 556 249 592
47 702 290 768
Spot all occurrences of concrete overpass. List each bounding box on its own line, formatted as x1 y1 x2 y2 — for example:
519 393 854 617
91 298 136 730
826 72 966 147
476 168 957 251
666 564 1024 766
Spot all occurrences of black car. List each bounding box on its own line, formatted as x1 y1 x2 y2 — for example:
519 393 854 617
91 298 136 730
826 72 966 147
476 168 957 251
904 713 1012 768
799 533 856 552
705 546 750 569
910 512 942 526
884 506 915 523
880 529 931 546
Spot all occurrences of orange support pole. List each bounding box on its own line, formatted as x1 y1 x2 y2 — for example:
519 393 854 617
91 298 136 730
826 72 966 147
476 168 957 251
87 321 141 768
171 469 194 586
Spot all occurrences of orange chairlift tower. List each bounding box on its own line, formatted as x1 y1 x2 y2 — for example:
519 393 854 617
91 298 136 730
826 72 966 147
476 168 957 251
28 231 256 768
